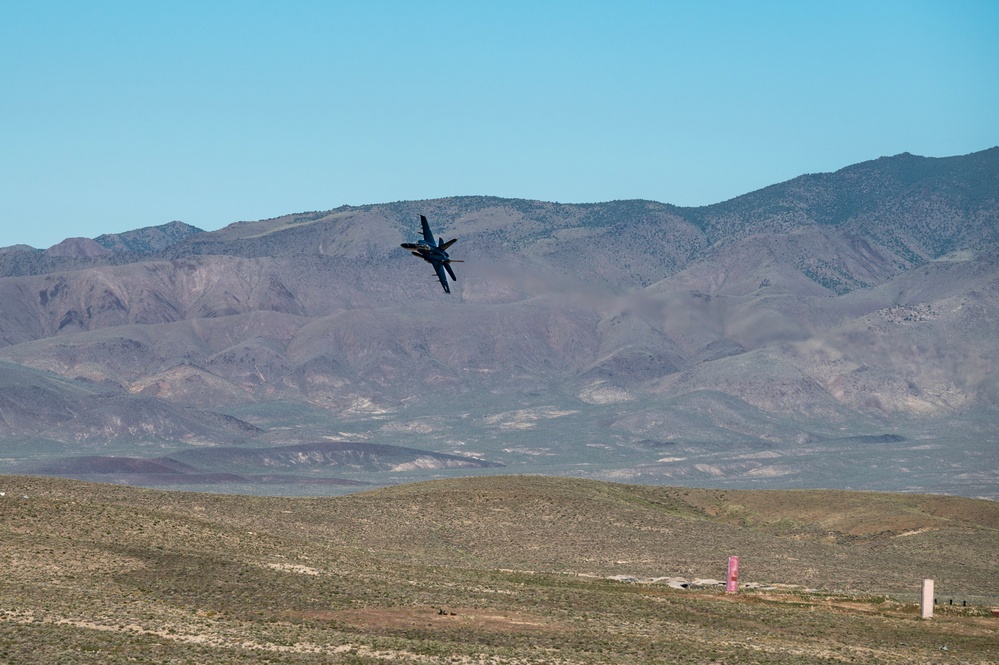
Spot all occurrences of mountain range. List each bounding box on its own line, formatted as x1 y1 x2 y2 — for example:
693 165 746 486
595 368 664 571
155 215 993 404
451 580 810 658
1 148 996 497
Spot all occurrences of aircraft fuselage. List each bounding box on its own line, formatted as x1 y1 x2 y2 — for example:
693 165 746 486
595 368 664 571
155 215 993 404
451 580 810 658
401 240 450 263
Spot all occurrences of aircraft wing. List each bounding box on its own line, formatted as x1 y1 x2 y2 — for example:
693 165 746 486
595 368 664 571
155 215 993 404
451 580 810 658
420 215 436 245
432 260 451 293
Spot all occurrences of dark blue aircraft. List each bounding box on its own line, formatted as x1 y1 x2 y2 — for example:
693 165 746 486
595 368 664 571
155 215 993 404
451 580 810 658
400 215 462 293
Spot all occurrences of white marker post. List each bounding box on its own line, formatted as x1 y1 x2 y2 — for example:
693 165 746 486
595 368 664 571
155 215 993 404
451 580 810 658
726 556 739 594
921 579 934 619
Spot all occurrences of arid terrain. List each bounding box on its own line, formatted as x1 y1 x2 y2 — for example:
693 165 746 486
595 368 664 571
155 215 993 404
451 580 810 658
1 474 997 663
0 148 996 498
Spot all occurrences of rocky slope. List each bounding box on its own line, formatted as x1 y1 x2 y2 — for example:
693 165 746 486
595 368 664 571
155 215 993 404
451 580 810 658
0 148 996 496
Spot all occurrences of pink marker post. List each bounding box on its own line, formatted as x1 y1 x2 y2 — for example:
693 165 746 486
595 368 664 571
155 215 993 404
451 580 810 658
726 556 739 593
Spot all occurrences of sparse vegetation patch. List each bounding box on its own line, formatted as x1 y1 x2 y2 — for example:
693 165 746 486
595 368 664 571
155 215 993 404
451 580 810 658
2 475 997 663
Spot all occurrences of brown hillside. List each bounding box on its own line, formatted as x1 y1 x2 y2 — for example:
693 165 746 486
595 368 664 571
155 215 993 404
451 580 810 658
1 475 997 664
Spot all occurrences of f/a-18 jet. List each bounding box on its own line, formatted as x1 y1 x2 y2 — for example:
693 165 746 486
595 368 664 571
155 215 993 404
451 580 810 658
400 215 462 293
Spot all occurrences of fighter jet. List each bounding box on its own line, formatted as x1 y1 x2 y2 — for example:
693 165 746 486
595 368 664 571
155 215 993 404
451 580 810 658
400 215 462 293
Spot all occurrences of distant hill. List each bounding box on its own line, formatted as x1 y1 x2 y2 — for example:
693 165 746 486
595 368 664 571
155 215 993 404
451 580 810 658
43 237 111 259
14 441 498 487
0 148 996 497
0 220 204 278
94 220 204 254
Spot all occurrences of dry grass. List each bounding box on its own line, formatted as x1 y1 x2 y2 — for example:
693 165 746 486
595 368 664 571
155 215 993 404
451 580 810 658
1 474 997 663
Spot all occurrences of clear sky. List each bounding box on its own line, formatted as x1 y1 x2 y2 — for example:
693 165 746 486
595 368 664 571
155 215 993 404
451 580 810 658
2 1 997 249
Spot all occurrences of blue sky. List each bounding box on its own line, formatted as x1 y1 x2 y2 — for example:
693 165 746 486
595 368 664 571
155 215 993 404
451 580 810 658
3 1 997 249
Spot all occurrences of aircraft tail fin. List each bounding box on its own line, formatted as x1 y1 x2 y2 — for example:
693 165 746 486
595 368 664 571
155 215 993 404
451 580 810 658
438 238 457 251
444 262 457 281
420 215 435 244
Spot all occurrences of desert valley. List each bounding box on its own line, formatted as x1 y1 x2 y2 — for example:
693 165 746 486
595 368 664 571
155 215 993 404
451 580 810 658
1 149 998 662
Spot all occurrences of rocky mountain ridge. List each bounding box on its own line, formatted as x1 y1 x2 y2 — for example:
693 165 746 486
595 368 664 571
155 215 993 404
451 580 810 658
0 148 996 497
